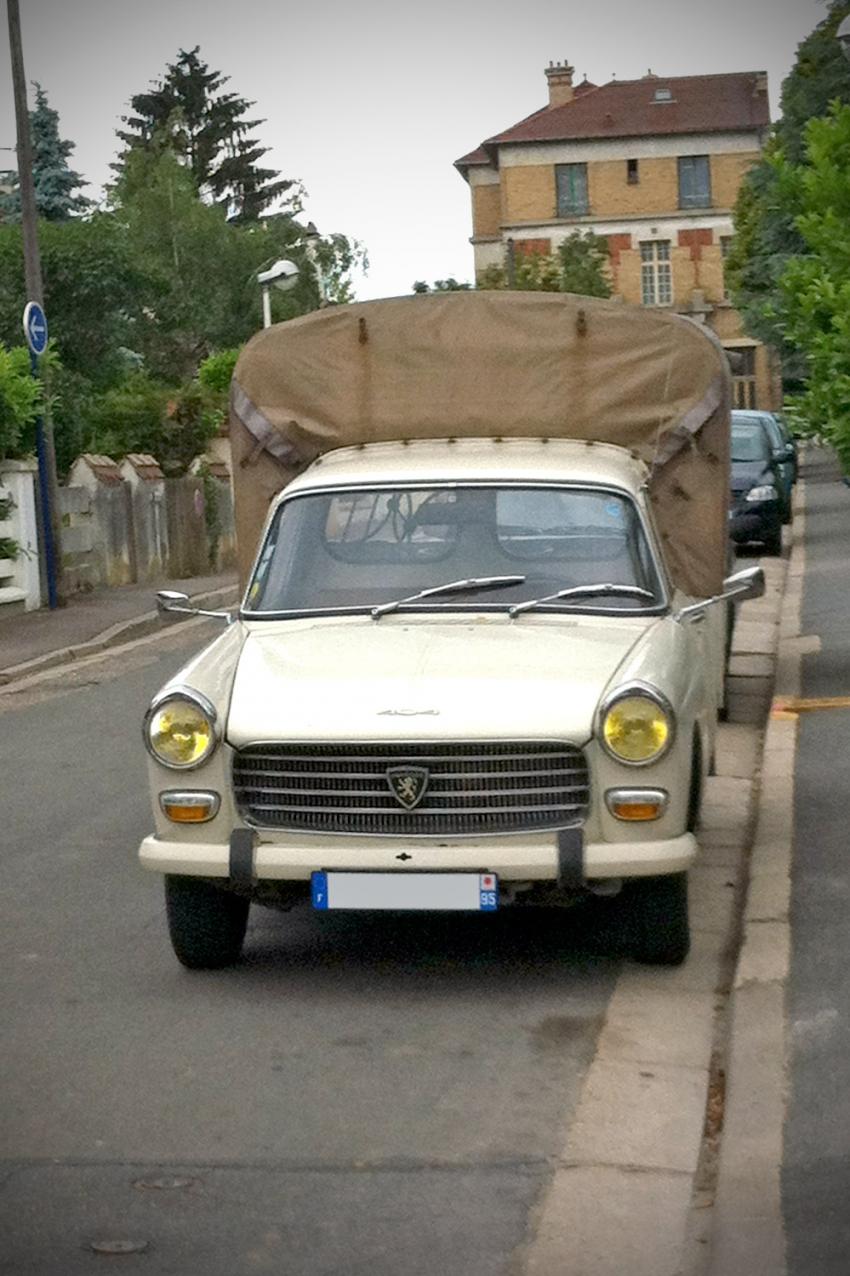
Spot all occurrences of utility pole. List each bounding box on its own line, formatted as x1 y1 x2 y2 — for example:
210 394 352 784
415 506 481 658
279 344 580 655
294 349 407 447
7 0 64 605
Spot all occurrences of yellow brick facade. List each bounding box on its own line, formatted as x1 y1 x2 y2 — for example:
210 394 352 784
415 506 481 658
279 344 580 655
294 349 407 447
501 165 554 223
710 152 761 211
587 158 678 218
472 183 502 238
494 151 761 224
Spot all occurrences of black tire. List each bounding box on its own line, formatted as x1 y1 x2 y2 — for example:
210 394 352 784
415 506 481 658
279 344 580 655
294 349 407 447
627 872 690 966
164 875 249 969
763 527 782 556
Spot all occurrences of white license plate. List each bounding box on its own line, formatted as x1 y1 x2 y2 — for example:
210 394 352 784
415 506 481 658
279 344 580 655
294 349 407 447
311 871 498 912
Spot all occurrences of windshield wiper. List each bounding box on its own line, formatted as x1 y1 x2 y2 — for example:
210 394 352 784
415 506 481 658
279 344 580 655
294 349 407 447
509 583 656 618
372 575 526 620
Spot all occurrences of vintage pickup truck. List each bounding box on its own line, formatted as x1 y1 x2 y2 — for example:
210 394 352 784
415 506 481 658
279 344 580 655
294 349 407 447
139 292 762 968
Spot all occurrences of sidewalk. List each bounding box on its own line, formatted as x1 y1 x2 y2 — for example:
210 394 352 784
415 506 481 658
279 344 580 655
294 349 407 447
0 571 239 685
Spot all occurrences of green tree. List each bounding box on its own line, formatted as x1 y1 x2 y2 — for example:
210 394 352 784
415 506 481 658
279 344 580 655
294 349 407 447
0 344 41 461
770 104 850 466
0 83 91 222
115 47 298 223
0 214 144 387
726 1 850 358
477 232 611 296
411 278 472 293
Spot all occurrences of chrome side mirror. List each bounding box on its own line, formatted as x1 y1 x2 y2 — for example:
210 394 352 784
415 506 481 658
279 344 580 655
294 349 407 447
722 565 765 601
675 566 765 624
156 590 233 626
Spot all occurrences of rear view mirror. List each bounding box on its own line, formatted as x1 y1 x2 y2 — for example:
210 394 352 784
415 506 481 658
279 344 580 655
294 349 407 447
722 566 765 602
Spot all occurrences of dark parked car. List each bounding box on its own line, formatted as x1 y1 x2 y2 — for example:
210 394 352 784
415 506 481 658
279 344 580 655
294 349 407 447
729 417 783 556
771 412 799 483
732 410 794 524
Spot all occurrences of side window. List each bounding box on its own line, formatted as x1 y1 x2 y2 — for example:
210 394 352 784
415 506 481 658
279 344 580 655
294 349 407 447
556 163 589 216
678 155 711 209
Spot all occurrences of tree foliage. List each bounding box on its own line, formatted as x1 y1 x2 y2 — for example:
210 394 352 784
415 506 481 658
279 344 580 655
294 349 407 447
0 83 91 222
770 105 850 467
0 344 41 461
477 232 612 297
115 47 298 223
726 1 850 361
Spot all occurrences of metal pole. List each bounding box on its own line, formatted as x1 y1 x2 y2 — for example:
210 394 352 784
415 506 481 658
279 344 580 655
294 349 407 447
262 285 272 328
30 350 58 609
8 0 63 606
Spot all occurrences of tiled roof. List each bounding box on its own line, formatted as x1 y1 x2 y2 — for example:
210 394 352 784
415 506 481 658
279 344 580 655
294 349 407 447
486 72 769 146
78 454 124 486
123 453 164 481
456 72 769 173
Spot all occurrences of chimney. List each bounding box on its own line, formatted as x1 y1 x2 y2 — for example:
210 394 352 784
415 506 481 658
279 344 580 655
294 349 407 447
545 60 575 109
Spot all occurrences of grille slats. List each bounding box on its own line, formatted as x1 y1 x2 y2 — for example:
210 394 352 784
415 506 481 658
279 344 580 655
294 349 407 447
233 742 589 836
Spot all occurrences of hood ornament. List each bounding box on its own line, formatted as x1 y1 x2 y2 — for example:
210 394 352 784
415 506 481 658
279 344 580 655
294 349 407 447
386 766 430 811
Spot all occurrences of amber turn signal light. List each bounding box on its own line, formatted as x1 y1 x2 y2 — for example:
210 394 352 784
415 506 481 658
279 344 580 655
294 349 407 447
159 792 220 823
605 788 668 822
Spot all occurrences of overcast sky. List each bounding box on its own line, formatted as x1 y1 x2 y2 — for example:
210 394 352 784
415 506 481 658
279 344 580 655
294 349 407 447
0 0 826 300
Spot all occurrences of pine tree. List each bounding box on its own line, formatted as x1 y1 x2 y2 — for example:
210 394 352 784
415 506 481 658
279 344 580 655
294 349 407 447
0 83 91 222
115 47 298 222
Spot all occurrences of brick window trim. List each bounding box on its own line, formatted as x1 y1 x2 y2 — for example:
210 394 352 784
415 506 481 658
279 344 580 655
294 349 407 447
677 228 714 261
513 238 552 258
607 233 633 267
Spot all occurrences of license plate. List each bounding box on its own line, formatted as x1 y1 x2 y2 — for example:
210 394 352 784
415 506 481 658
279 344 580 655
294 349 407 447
311 871 498 912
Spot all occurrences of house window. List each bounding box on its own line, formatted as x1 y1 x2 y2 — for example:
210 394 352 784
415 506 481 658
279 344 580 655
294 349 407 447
728 346 757 408
556 163 589 216
627 158 639 185
678 155 711 208
640 241 672 306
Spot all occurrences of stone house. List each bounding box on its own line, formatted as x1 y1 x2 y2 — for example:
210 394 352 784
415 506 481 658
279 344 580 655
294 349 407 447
455 62 780 409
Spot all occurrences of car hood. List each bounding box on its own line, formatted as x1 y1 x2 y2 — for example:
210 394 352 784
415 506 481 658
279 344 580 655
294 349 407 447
730 459 773 495
226 613 656 746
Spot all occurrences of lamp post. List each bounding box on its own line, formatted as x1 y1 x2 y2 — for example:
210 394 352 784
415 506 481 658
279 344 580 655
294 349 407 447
256 258 300 328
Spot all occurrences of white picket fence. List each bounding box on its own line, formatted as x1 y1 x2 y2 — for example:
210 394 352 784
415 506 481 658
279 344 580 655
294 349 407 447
0 460 40 615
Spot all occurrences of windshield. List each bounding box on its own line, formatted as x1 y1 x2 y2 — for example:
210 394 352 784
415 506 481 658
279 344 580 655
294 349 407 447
245 484 665 616
731 425 771 464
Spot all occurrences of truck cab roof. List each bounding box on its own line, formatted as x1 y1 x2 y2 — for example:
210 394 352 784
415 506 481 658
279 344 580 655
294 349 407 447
282 438 649 501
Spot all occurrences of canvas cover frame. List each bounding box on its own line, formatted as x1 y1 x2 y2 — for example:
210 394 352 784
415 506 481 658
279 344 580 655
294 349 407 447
231 291 731 597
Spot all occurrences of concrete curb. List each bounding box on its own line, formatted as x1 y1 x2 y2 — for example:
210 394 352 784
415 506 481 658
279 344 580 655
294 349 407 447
704 490 806 1275
0 585 239 687
521 551 789 1276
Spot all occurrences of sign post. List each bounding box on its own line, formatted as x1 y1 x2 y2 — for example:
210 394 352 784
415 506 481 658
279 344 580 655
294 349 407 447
23 301 58 610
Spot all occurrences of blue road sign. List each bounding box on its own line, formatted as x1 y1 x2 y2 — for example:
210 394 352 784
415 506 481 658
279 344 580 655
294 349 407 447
23 301 48 356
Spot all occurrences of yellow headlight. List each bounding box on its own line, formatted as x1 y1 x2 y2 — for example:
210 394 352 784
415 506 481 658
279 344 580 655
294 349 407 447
602 695 671 764
148 698 215 768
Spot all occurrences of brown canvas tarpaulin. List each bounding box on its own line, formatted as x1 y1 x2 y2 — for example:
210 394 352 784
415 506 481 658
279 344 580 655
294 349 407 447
231 291 731 597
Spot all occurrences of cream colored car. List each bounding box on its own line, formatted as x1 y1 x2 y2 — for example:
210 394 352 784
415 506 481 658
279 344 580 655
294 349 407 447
140 439 762 968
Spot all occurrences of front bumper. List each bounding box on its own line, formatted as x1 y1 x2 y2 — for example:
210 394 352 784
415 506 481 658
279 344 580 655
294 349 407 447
139 828 698 882
729 501 781 544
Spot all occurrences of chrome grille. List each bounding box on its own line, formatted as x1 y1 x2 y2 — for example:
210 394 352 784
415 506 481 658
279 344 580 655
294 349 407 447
232 742 589 836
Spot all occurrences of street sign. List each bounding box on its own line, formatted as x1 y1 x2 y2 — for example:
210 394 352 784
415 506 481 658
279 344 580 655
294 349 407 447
22 301 48 356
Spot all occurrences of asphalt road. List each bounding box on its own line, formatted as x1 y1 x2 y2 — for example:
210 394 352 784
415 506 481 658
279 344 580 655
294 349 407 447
0 623 619 1276
783 452 850 1275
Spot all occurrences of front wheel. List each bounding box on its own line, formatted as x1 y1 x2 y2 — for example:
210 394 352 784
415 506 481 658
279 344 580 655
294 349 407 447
626 872 690 966
164 875 250 969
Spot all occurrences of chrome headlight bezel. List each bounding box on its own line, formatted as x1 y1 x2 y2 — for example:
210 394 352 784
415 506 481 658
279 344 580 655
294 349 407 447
597 681 676 768
143 687 220 771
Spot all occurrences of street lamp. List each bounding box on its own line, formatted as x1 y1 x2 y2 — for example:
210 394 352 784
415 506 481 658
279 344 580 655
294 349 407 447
257 258 300 328
837 14 850 61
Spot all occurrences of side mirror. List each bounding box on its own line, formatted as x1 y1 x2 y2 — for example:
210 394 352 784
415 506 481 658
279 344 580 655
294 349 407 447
157 590 191 624
675 566 765 624
156 589 233 626
722 565 765 602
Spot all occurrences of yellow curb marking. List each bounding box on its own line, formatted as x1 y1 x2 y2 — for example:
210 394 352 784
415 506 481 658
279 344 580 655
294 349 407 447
771 695 850 719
